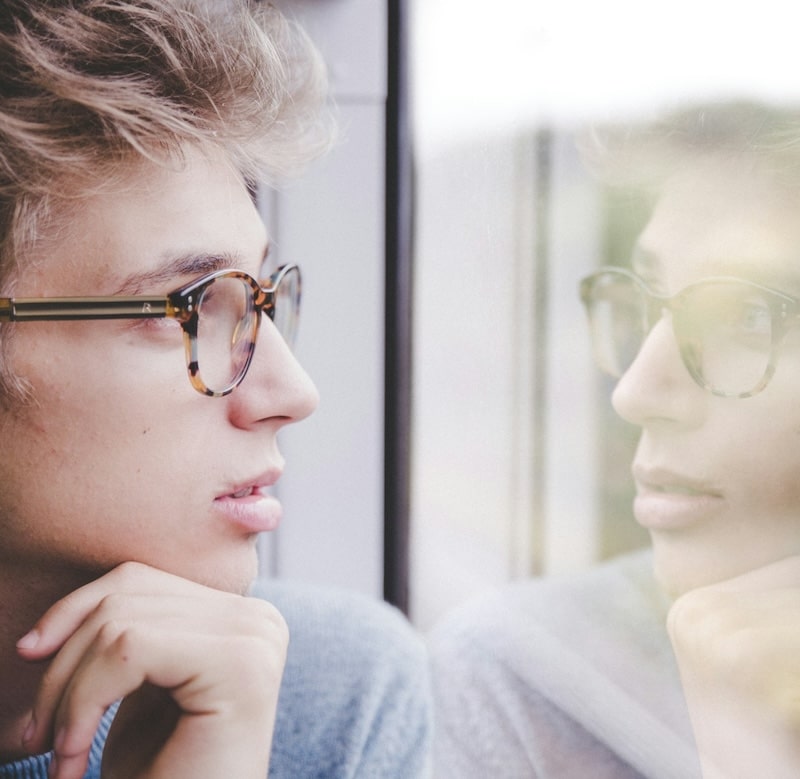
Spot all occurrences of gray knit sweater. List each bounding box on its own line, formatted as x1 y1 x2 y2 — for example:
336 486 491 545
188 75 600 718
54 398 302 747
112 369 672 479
0 580 432 779
429 550 701 779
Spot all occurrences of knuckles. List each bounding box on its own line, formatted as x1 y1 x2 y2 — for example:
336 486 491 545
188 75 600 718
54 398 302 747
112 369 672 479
29 565 290 770
667 584 800 708
84 584 289 676
667 587 755 680
242 597 289 639
106 560 155 588
667 586 731 647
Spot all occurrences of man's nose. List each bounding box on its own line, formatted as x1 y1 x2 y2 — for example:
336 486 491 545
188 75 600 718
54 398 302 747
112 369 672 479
611 313 708 429
226 316 319 430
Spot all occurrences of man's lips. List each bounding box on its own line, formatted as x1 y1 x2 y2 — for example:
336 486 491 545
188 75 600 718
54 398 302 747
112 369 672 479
217 467 282 500
223 485 273 500
632 464 721 495
214 469 284 532
631 465 724 530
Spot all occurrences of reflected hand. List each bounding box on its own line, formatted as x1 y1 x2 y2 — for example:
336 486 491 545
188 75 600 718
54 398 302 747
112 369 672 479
16 562 287 779
667 556 800 779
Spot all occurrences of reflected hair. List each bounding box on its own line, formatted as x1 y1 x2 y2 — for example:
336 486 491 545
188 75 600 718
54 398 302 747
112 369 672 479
579 100 800 193
0 0 333 401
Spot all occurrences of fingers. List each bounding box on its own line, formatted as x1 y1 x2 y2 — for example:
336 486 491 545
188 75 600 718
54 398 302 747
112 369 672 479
98 626 285 779
17 562 203 661
669 585 800 700
667 555 800 666
47 625 183 779
668 633 800 776
16 562 289 779
667 562 800 779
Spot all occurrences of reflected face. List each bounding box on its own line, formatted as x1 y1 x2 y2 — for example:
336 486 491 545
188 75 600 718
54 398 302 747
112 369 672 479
0 147 319 594
611 159 800 596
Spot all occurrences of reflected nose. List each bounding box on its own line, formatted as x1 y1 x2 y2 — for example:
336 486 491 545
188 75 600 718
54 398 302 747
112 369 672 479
227 315 319 429
611 313 707 429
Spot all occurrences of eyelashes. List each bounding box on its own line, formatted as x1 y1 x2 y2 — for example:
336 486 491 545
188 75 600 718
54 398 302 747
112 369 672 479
128 316 184 342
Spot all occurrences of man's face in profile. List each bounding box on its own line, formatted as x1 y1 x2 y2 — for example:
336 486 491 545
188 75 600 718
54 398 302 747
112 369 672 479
610 156 800 596
0 148 318 594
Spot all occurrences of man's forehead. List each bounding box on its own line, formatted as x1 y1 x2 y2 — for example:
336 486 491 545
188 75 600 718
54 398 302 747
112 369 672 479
15 158 269 296
629 161 800 291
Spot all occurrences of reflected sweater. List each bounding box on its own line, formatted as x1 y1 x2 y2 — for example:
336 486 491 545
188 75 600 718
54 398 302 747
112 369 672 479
0 581 432 779
429 550 701 779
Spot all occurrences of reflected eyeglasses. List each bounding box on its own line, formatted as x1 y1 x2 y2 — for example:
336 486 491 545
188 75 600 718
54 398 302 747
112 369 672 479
0 264 301 397
579 266 800 398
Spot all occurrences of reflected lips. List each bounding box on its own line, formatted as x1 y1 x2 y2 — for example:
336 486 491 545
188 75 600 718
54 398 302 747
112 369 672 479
632 465 723 530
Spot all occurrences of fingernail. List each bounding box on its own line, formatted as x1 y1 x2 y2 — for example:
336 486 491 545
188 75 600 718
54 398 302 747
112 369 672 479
16 630 40 651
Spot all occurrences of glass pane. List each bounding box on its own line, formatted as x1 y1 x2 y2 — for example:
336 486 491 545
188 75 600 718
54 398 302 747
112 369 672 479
416 5 800 776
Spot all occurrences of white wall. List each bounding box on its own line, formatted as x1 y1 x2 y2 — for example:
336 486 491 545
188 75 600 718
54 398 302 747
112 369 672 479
258 1 388 599
408 128 602 630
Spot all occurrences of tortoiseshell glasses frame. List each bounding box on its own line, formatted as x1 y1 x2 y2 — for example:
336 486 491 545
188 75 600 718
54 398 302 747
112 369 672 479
579 265 800 398
0 264 301 397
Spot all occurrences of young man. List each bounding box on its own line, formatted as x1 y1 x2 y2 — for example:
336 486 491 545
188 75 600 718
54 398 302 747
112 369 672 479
430 102 800 777
0 2 431 777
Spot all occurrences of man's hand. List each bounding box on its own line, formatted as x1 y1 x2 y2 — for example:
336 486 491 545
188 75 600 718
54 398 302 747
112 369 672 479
667 556 800 779
16 562 287 779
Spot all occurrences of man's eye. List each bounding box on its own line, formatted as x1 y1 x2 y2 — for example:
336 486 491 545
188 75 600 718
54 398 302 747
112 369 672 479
131 316 183 337
719 299 771 335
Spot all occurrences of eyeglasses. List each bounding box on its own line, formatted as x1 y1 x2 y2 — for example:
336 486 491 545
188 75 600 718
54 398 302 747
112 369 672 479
579 266 800 398
0 264 301 397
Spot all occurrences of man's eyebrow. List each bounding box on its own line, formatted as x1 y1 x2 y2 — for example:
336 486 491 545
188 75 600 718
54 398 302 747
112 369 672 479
113 253 235 295
629 246 800 295
705 263 800 295
114 246 270 294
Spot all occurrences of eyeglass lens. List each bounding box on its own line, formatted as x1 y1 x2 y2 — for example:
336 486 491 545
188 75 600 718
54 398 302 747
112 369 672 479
272 267 300 347
195 275 257 393
583 271 775 397
187 267 300 395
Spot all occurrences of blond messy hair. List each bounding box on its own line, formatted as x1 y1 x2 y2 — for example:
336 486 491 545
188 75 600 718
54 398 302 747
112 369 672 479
0 0 332 400
579 100 800 194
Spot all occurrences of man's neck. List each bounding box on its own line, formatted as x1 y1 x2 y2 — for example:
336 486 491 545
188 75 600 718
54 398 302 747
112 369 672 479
0 564 96 761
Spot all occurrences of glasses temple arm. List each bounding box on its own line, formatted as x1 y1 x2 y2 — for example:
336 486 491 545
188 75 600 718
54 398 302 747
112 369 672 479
0 296 172 321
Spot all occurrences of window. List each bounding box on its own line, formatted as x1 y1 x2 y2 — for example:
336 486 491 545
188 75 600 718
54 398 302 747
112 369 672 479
408 0 800 627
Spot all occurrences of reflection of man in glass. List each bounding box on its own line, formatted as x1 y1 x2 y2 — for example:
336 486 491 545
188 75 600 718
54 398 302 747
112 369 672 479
431 102 800 778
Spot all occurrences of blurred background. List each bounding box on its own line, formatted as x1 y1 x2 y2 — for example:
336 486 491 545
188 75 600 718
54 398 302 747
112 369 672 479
258 0 800 629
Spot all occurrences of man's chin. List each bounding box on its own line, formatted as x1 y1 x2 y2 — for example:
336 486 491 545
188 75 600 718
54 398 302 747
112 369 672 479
651 544 752 599
651 544 725 600
201 567 258 596
160 554 259 596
